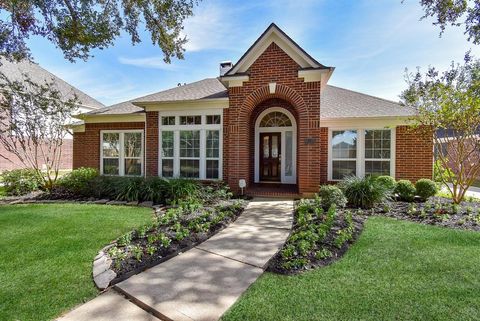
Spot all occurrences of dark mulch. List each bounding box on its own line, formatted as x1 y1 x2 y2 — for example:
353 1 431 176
267 207 366 275
109 199 247 283
376 197 480 231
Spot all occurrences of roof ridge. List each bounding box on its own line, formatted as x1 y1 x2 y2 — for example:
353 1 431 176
326 84 402 106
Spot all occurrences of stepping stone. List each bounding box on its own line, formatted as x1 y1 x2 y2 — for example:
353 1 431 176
56 291 158 321
115 248 263 321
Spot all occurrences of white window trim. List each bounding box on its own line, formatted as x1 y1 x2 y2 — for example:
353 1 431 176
254 107 297 184
100 129 144 176
158 109 223 180
328 127 396 181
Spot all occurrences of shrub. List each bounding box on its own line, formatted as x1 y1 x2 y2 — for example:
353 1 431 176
165 178 200 204
339 175 390 209
375 175 397 191
116 177 144 202
415 178 438 201
317 185 347 210
1 168 42 196
395 180 416 202
57 167 99 196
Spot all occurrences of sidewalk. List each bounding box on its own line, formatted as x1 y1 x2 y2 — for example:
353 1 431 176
58 199 293 321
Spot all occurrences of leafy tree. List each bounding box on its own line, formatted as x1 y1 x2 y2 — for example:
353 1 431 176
0 71 79 190
0 0 196 62
417 0 480 44
401 53 480 203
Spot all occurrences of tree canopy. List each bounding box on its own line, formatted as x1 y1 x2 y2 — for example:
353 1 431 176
0 0 196 62
418 0 480 44
401 53 480 203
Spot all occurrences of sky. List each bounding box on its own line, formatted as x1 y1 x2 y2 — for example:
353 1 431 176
27 0 480 107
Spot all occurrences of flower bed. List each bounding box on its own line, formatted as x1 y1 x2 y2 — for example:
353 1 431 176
268 197 365 275
105 199 247 282
377 197 480 231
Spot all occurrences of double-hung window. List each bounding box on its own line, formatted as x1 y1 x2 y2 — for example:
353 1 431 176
159 112 222 179
329 128 394 180
101 130 143 176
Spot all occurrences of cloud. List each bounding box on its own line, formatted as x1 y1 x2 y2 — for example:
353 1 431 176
118 56 180 70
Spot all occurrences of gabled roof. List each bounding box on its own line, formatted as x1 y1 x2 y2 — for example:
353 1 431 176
225 23 332 76
0 59 104 110
132 78 227 105
320 85 415 119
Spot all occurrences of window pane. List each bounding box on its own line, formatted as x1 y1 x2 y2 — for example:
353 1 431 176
206 130 219 158
365 161 390 176
180 115 201 125
285 131 293 176
102 133 120 157
161 131 174 157
206 115 221 124
206 160 219 179
180 159 199 178
332 160 356 180
260 111 292 127
364 130 391 159
332 130 357 159
124 132 142 158
125 159 142 176
162 159 174 177
180 130 200 158
103 158 119 175
162 116 175 126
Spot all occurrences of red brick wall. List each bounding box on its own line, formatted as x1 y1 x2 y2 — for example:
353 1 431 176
146 112 159 176
226 42 322 194
72 122 145 171
395 125 434 182
0 138 73 171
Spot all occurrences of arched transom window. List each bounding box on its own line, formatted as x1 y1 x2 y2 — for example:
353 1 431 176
259 111 292 127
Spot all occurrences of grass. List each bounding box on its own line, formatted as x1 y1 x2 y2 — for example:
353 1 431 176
0 204 152 321
223 217 480 321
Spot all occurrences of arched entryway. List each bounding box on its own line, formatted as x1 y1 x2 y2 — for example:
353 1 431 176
254 107 297 184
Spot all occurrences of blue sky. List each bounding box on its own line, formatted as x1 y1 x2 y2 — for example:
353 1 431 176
28 0 480 106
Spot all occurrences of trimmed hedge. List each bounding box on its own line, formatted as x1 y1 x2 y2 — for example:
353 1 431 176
395 180 416 202
318 185 347 210
415 179 438 201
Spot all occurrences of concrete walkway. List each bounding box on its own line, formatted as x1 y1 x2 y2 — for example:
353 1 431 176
444 184 480 199
58 199 293 321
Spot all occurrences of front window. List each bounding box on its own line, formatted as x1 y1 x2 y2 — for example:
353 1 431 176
364 129 391 176
159 113 222 179
101 131 143 176
331 130 357 180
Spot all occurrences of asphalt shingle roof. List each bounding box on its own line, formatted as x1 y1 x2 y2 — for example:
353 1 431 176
320 85 415 118
0 59 104 110
84 78 414 119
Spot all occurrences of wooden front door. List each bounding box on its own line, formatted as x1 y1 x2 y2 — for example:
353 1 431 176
260 132 281 181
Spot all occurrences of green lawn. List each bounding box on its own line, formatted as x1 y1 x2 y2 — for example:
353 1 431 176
0 204 152 321
223 217 480 321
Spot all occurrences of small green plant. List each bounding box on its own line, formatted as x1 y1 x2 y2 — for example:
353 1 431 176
175 227 190 241
339 175 390 209
117 232 132 246
281 258 308 270
108 246 127 269
157 233 171 248
137 225 149 238
407 203 418 216
415 179 438 201
1 168 42 196
129 245 143 262
395 180 416 202
281 245 296 259
147 234 158 244
315 248 332 260
146 245 157 256
317 185 347 210
451 203 460 215
376 175 397 191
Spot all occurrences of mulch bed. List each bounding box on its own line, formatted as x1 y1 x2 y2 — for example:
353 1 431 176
108 199 247 283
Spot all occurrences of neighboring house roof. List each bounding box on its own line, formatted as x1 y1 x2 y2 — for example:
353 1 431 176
86 79 412 120
0 59 104 110
320 85 415 119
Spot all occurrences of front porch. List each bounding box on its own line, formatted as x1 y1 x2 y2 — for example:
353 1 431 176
246 183 300 198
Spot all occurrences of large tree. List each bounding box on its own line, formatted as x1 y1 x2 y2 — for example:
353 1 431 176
417 0 480 44
0 71 79 189
401 53 480 203
0 0 196 62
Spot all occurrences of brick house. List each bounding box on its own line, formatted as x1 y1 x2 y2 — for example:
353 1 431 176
72 24 433 197
0 59 104 171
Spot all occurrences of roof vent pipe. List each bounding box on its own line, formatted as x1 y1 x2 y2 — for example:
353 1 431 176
219 61 233 76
